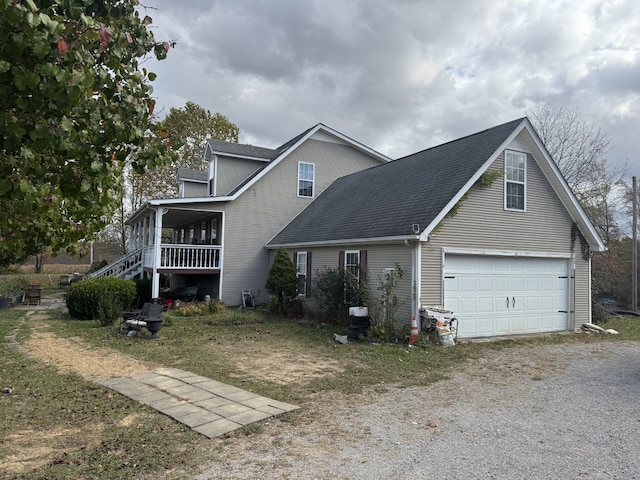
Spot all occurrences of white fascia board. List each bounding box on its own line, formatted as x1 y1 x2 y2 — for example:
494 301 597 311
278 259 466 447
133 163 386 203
147 197 232 206
267 234 419 249
181 179 208 184
423 119 528 239
210 151 271 162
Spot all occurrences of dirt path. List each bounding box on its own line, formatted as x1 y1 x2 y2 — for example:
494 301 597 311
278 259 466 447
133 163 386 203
21 313 152 378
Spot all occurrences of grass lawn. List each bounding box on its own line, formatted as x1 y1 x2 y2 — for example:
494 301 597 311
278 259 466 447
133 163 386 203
1 298 638 479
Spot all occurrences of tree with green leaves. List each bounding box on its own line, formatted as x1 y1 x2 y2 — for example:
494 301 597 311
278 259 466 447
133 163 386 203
135 101 240 199
0 0 176 267
265 248 298 314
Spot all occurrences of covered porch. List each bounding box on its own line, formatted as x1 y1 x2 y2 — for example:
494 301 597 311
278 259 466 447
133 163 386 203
93 198 225 300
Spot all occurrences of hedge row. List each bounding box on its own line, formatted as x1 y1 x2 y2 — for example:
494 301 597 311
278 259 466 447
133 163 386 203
65 277 136 323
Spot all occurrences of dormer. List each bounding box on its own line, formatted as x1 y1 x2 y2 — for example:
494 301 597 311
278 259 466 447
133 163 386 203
176 168 208 198
204 139 276 197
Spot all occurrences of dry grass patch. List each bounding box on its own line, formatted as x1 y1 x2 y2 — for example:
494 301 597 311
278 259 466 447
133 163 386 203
1 425 104 476
229 350 347 385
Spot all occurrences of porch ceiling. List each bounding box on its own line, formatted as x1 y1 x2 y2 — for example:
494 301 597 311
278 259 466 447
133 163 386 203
161 208 214 228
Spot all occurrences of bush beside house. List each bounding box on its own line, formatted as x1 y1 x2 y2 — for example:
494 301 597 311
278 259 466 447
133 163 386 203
65 277 136 325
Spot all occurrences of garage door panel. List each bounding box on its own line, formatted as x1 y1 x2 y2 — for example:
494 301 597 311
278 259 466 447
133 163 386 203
460 277 476 292
494 277 509 291
494 317 510 334
525 278 539 291
510 276 525 291
525 297 539 310
479 317 496 334
538 296 554 310
478 297 494 312
478 277 494 292
526 316 541 330
444 255 569 338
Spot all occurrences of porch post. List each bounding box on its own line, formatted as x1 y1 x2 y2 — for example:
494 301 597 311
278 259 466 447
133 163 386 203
142 215 148 247
151 208 164 299
149 212 155 246
128 224 134 252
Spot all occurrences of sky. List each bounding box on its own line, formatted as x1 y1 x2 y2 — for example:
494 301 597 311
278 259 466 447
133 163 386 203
141 0 640 178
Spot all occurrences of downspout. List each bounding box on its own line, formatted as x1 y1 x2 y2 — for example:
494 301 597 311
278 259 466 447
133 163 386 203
217 211 226 301
405 236 423 330
415 241 422 329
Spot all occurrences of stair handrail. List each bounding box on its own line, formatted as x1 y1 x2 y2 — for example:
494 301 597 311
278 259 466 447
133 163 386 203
89 248 143 279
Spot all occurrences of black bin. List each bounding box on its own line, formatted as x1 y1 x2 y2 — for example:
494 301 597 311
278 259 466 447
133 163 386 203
347 307 370 340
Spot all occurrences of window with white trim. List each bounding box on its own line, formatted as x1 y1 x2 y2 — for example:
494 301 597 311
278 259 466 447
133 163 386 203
345 250 360 282
298 162 315 197
505 151 526 211
296 252 308 296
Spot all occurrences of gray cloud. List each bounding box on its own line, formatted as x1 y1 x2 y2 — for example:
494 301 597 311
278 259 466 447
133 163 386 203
145 0 640 175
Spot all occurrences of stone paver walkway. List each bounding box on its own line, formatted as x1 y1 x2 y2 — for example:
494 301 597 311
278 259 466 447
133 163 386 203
17 293 300 438
97 368 299 438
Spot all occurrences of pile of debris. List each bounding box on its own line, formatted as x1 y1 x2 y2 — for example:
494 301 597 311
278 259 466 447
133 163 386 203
582 323 619 335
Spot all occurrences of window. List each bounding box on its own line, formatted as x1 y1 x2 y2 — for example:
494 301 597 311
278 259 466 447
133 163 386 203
296 252 308 296
298 162 315 197
505 151 526 211
345 250 360 282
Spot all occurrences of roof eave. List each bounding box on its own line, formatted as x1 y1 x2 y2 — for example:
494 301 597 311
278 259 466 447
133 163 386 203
267 234 419 249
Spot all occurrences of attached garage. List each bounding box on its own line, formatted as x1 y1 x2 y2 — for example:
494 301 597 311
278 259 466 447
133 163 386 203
443 254 572 338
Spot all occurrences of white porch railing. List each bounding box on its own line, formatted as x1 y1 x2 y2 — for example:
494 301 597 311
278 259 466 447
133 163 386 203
143 244 221 270
93 244 221 281
90 248 143 279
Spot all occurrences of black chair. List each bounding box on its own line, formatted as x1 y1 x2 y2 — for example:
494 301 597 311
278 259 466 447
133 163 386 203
121 303 165 339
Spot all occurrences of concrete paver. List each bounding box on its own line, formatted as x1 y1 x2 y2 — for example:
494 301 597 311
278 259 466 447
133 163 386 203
96 367 300 438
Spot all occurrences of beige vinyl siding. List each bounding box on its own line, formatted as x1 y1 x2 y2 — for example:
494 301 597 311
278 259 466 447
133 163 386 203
220 139 384 305
277 244 413 322
364 244 413 324
421 145 590 329
182 182 208 198
215 156 265 196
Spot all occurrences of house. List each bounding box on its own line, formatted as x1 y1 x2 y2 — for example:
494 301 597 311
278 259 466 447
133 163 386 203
267 118 606 338
93 124 390 305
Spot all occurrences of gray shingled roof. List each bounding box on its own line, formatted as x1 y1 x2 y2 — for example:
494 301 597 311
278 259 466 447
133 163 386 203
177 167 208 182
268 118 525 245
206 139 278 160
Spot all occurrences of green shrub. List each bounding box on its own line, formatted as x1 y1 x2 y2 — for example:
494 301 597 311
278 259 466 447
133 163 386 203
592 301 609 325
208 299 225 314
65 277 136 321
265 248 298 315
169 299 225 318
95 292 123 326
312 267 369 323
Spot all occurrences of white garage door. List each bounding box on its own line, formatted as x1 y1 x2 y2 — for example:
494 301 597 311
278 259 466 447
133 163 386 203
443 255 570 338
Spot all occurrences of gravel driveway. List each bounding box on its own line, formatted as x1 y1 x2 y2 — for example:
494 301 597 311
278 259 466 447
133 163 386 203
193 341 640 480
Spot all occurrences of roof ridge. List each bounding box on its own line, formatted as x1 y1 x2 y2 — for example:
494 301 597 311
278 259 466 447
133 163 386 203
397 117 526 160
